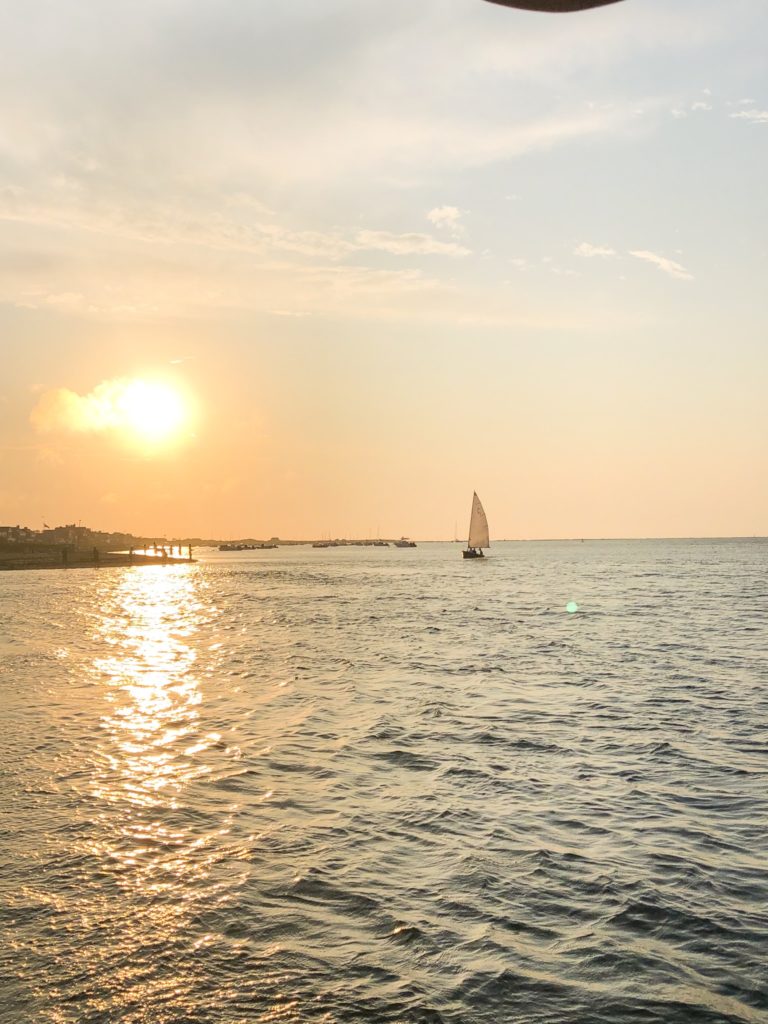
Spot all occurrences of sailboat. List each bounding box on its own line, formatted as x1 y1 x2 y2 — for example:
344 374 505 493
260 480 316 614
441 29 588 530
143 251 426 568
463 492 489 559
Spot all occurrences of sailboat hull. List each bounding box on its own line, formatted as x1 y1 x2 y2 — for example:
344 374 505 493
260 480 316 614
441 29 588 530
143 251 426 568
462 548 484 558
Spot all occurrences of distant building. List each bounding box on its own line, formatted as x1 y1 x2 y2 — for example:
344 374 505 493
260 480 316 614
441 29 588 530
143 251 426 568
2 521 152 550
0 525 37 542
40 524 90 546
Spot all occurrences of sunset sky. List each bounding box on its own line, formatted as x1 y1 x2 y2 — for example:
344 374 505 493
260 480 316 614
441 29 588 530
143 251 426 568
2 0 766 540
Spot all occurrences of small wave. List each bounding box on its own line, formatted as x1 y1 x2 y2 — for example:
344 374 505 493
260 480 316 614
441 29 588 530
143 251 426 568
387 923 424 944
372 749 438 771
608 896 735 943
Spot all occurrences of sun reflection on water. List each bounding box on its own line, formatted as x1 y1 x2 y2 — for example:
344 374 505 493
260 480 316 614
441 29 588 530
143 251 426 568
70 566 260 1018
87 566 250 896
93 566 206 811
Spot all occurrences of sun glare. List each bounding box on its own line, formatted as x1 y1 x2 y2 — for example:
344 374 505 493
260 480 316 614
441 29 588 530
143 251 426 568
116 380 187 445
30 375 195 452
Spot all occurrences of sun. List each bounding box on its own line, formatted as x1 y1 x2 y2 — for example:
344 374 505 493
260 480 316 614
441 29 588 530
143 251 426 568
114 379 190 447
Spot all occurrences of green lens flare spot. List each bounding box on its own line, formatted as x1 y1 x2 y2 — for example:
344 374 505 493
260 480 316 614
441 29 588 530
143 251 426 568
566 601 579 614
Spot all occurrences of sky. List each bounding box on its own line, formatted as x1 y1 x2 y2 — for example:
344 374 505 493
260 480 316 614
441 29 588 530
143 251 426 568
1 0 766 540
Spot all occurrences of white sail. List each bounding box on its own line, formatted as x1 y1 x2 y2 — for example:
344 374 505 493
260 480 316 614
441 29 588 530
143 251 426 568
467 492 490 549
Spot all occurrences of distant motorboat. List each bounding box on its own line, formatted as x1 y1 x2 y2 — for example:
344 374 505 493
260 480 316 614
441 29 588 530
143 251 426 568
463 493 489 559
393 537 417 548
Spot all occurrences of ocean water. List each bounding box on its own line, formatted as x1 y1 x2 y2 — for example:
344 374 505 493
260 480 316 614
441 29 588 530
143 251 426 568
1 539 767 1024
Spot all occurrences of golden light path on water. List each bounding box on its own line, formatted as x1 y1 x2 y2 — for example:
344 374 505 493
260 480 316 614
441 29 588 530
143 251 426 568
79 566 287 1023
94 568 204 813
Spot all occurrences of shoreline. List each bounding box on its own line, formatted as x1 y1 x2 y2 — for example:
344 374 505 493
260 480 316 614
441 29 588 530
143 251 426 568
0 553 195 572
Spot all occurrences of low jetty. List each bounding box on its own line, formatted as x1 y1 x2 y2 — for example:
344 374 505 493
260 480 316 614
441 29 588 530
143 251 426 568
0 549 194 572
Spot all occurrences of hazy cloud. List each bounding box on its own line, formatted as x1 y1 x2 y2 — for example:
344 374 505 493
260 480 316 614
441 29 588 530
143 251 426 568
427 206 463 237
0 0 759 338
42 292 94 313
355 230 469 257
0 185 469 265
30 378 182 437
574 242 617 258
629 250 694 281
31 383 119 435
573 244 694 281
730 109 768 123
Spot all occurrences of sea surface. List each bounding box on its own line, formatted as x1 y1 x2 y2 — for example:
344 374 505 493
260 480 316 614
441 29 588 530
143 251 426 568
1 539 767 1024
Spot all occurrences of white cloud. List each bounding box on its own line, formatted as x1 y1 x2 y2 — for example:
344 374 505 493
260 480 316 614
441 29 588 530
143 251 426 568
574 242 617 258
574 245 693 281
629 250 693 281
730 109 768 124
427 206 463 237
691 101 712 112
30 379 129 434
